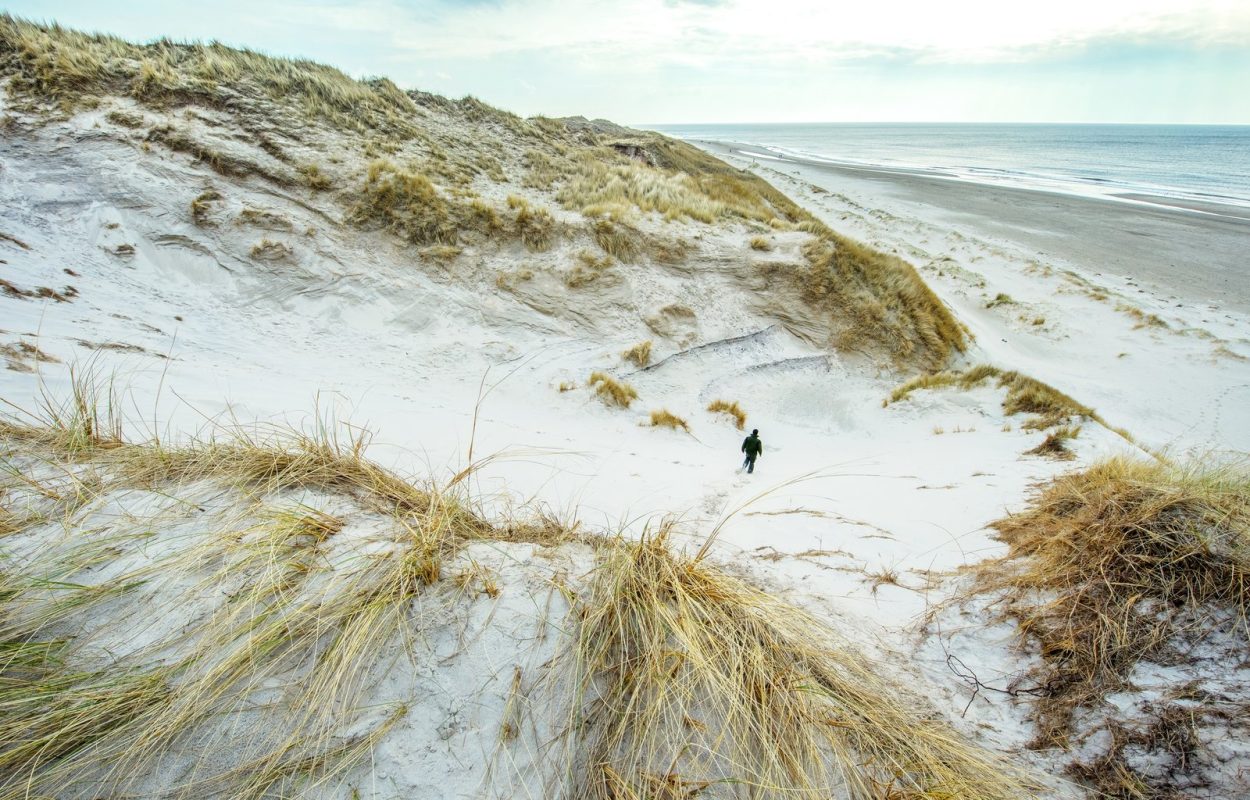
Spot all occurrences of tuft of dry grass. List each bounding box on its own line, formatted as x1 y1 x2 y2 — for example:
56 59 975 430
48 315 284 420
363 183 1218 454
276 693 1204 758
250 238 292 261
300 162 332 191
0 14 418 133
646 409 689 432
351 160 459 246
706 399 747 430
1025 425 1081 459
889 364 1103 432
237 206 292 231
966 456 1250 793
620 340 652 368
508 195 556 251
748 235 771 251
190 189 221 225
591 217 641 262
985 292 1014 308
587 371 638 409
554 528 1041 799
564 250 613 289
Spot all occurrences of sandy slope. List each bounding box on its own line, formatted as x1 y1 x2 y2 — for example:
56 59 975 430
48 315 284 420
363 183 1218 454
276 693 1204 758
3 95 1248 795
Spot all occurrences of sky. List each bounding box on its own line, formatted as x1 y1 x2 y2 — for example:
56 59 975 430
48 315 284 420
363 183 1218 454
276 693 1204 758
5 0 1249 124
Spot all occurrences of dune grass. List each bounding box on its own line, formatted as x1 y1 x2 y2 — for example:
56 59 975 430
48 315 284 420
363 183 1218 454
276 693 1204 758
646 409 689 432
1025 424 1081 460
0 14 418 133
554 527 1040 799
706 399 747 430
1 376 1048 797
587 371 638 409
620 340 653 368
967 456 1250 794
888 364 1103 432
798 230 966 369
4 13 968 371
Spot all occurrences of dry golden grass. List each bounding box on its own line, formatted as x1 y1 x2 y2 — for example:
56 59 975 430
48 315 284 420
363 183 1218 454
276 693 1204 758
748 235 771 251
1025 425 1081 460
564 250 613 289
646 409 689 432
984 292 1014 308
798 231 966 369
556 528 1040 799
0 14 418 133
300 162 332 191
620 340 653 368
587 371 638 409
889 364 1104 432
967 456 1250 794
706 399 747 430
508 196 555 251
237 206 292 231
351 160 459 246
1117 303 1169 330
250 238 292 261
189 189 221 226
591 217 641 261
1 378 1044 798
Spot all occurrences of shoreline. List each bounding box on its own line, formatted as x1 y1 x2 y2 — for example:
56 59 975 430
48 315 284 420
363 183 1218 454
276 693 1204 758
697 139 1250 315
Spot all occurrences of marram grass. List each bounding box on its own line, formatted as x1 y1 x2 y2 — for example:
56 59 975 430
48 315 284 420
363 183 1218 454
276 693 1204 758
2 379 1041 798
552 528 1042 799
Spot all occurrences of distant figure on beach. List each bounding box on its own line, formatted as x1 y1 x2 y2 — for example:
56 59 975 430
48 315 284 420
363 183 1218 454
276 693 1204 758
741 429 763 474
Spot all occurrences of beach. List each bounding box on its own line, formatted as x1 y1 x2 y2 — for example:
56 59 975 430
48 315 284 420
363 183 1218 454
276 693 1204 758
697 139 1250 315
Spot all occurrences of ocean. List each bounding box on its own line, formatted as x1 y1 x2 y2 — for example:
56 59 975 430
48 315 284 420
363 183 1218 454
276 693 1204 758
647 123 1250 211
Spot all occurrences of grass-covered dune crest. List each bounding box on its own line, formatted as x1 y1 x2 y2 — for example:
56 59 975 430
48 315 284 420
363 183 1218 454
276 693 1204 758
0 13 964 369
0 383 1040 798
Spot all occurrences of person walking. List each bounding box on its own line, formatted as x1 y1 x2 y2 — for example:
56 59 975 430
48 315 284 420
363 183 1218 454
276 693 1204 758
740 428 763 474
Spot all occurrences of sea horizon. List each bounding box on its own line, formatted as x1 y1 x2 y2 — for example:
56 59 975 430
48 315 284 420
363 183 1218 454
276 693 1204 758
648 121 1250 211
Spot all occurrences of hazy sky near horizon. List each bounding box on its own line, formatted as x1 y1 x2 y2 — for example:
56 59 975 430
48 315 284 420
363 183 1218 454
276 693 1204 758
6 0 1249 124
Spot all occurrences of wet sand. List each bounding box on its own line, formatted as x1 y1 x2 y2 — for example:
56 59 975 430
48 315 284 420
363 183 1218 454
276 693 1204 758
699 140 1250 315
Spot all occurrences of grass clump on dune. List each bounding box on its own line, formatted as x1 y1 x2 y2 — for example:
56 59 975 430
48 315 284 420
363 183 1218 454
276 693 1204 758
646 409 689 432
799 230 966 369
0 424 502 797
587 371 638 409
889 364 1101 432
351 160 460 246
1025 424 1081 460
507 195 556 251
2 379 1044 798
620 340 652 368
706 398 747 430
553 528 1040 800
968 456 1250 795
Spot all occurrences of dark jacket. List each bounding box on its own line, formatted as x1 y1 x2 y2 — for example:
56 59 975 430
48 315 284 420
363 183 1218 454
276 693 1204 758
741 434 763 457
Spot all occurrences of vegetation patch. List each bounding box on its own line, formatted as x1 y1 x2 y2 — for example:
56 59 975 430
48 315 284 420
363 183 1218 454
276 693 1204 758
889 364 1103 432
1025 425 1081 460
190 189 222 225
250 238 293 261
798 230 966 369
587 371 638 409
965 456 1250 796
706 399 747 430
646 409 689 432
620 340 652 368
564 250 613 289
555 529 1040 799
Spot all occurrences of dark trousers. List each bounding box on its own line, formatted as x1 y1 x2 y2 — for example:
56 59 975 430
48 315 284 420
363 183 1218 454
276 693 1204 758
742 454 757 473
